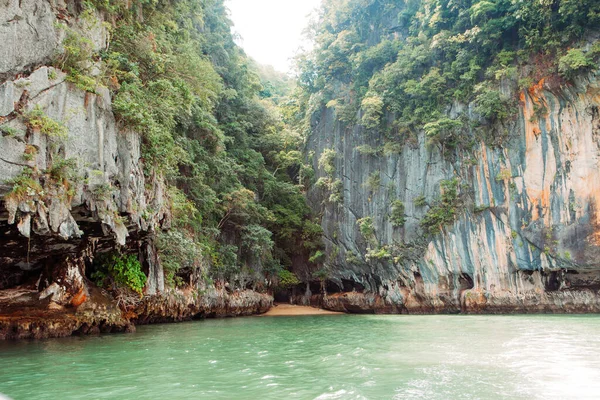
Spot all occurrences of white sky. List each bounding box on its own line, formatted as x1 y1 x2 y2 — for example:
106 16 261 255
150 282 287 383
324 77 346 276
227 0 322 73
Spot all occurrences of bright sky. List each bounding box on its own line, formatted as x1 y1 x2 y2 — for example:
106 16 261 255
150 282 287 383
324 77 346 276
227 0 322 73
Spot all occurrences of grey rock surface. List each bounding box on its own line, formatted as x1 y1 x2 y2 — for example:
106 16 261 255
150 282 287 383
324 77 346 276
0 2 167 295
0 65 164 245
306 71 600 312
0 0 60 79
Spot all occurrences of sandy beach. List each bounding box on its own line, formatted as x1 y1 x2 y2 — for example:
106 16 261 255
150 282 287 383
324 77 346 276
261 303 343 316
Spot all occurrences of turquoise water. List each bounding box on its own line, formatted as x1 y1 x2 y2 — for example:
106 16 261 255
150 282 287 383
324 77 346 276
1 314 600 399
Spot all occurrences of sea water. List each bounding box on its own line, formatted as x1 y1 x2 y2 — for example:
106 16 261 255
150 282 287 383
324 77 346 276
1 314 600 399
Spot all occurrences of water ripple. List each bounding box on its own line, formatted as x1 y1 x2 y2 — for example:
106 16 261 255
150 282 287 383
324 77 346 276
1 315 600 399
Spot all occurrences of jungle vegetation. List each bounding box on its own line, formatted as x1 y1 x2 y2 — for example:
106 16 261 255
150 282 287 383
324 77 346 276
74 0 600 289
77 0 323 290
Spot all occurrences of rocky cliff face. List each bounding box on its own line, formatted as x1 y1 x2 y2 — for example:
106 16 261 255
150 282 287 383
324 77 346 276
0 0 166 293
0 0 271 339
307 71 600 313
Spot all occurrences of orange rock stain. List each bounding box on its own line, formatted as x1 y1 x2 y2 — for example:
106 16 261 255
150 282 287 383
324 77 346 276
71 289 87 308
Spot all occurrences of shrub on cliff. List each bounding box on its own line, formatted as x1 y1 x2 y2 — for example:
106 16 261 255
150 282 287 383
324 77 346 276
558 48 597 80
360 95 384 129
4 170 44 207
23 106 68 138
318 149 337 175
357 217 377 245
277 269 301 289
92 253 147 296
389 200 406 228
420 178 461 235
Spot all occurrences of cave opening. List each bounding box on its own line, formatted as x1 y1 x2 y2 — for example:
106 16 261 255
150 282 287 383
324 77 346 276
545 271 561 292
459 273 474 290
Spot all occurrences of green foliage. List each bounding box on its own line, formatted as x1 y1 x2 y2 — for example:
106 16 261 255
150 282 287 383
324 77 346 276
357 217 375 240
330 99 359 123
0 125 24 137
414 195 427 207
4 169 43 203
209 244 239 281
389 200 406 227
92 1 221 176
365 245 392 262
315 177 329 190
46 157 80 201
241 224 274 260
79 0 322 289
92 253 147 295
255 62 295 104
92 183 113 201
23 106 68 138
328 179 344 204
360 95 384 129
355 144 382 156
309 250 326 264
315 148 343 204
496 168 512 181
315 177 343 205
365 172 381 192
54 25 99 93
296 0 600 152
312 267 329 281
157 230 203 287
277 269 301 288
318 148 337 175
302 220 325 251
424 118 463 150
345 252 362 265
47 157 79 183
474 85 516 122
22 144 37 161
168 186 203 231
421 178 461 235
558 48 596 79
383 141 403 156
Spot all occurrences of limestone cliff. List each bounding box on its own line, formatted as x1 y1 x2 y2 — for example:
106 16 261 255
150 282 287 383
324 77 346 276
0 0 272 339
0 1 167 295
306 70 600 313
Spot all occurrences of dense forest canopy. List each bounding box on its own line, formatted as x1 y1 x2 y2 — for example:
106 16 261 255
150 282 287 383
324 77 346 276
294 0 600 151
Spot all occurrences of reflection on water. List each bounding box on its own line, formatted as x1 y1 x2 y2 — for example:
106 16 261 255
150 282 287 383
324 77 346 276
1 315 600 399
